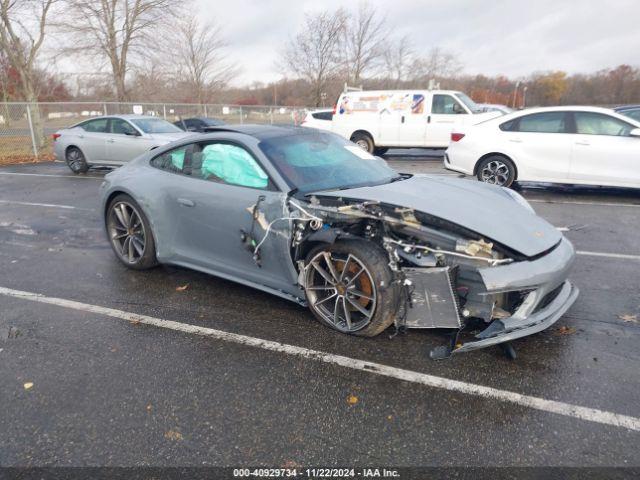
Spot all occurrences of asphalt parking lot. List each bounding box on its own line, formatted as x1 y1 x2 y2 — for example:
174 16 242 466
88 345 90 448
1 153 640 469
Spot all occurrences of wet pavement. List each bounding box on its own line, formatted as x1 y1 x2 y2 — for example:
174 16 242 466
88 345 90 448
1 158 639 468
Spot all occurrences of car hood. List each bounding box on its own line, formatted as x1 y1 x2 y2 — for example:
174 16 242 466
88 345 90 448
314 175 561 258
147 132 194 142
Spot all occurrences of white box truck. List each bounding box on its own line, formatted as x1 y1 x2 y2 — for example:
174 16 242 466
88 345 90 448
330 89 503 154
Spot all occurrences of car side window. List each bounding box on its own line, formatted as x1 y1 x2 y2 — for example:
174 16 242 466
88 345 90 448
110 118 138 135
624 110 640 122
81 118 108 133
150 145 190 174
191 142 269 189
574 112 634 136
431 94 465 114
516 112 567 133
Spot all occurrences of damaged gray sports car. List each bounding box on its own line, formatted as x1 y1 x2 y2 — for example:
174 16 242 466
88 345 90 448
99 125 578 358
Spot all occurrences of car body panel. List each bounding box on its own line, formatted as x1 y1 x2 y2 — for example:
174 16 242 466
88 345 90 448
313 174 562 258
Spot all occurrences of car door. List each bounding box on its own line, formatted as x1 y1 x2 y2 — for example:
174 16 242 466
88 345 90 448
500 111 573 182
106 118 154 163
75 118 109 162
160 140 296 293
427 94 468 147
569 111 639 187
397 93 428 146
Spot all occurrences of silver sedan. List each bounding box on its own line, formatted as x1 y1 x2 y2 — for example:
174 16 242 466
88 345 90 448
53 114 193 173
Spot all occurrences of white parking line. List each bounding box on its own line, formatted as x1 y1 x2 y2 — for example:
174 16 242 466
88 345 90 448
0 172 102 179
0 200 92 210
528 198 640 208
577 250 640 261
1 285 639 433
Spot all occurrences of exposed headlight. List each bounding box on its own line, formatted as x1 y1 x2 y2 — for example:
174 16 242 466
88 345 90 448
502 187 535 214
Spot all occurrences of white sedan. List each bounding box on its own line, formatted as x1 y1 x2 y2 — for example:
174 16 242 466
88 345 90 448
444 106 640 189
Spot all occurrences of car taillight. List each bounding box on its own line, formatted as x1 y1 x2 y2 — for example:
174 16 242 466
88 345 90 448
52 133 61 141
451 132 465 142
332 104 337 115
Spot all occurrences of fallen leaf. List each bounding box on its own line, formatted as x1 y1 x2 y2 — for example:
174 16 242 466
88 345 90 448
618 314 638 324
387 415 393 421
176 284 189 292
129 318 140 325
23 382 33 390
555 326 576 336
146 404 153 412
346 394 358 405
282 460 300 468
164 429 183 441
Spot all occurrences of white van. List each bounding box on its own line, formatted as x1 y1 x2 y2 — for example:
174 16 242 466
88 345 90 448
331 89 502 154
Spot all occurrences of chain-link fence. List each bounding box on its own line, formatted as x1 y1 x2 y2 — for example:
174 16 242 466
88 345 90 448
0 102 311 164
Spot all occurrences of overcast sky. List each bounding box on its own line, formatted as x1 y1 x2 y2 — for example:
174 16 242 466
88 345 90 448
196 0 640 86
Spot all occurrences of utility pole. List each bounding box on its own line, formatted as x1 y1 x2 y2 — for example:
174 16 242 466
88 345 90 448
522 86 528 109
512 81 520 108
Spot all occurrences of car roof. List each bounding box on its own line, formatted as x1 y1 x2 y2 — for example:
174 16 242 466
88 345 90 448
338 89 461 96
197 123 313 140
615 105 640 111
480 105 640 128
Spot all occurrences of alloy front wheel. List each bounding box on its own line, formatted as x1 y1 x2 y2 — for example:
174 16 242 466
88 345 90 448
106 194 158 270
304 241 398 337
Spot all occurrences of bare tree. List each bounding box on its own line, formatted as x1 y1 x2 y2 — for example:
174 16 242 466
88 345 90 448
383 36 414 87
64 0 182 102
164 15 236 106
414 47 462 81
344 1 386 84
0 0 58 146
280 9 348 106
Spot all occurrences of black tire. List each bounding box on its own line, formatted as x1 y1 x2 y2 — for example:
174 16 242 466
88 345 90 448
476 155 516 188
304 240 400 337
351 132 375 154
65 146 89 174
106 194 158 270
373 147 389 156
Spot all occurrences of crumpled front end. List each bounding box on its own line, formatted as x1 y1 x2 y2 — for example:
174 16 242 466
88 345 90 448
288 192 578 358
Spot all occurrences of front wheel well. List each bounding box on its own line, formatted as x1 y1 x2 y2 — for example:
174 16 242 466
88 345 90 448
65 145 82 156
473 153 518 180
350 130 374 142
104 190 127 218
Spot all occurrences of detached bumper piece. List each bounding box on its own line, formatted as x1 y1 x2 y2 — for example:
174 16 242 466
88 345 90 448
451 280 579 355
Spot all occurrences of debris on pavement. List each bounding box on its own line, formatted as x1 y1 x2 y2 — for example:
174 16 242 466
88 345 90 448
23 382 33 390
164 429 183 441
176 284 189 292
555 326 576 335
347 394 358 405
618 314 638 323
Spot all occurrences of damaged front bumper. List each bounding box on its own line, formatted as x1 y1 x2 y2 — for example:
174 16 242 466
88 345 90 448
429 237 579 357
451 280 579 355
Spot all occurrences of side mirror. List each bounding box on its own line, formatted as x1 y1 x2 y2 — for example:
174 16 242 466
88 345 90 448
453 103 466 114
124 130 140 137
629 128 640 137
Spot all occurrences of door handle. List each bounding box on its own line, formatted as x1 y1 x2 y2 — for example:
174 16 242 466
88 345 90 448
508 138 523 143
427 115 431 124
575 141 590 146
177 198 195 207
401 115 405 124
